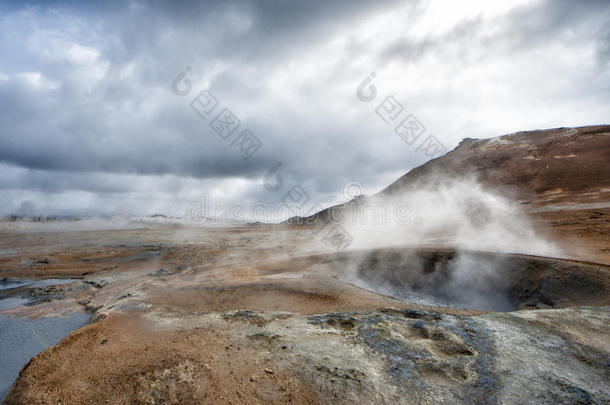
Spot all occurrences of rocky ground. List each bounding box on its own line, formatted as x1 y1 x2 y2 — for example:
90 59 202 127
0 221 608 404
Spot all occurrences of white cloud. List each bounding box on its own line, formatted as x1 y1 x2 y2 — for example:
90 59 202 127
0 0 608 216
14 71 59 91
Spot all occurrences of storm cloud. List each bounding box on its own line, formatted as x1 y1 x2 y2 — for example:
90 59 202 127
0 0 608 218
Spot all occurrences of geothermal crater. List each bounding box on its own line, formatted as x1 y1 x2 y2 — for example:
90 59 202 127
324 248 610 312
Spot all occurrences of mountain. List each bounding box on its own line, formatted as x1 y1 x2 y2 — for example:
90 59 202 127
381 125 610 206
287 125 610 263
291 125 610 222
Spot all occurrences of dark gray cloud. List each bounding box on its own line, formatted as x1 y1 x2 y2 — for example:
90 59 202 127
597 29 610 67
0 0 608 217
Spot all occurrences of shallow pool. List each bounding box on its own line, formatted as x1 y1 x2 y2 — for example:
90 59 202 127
0 278 80 291
0 311 90 401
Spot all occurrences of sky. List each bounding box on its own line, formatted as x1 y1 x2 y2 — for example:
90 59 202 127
0 0 609 220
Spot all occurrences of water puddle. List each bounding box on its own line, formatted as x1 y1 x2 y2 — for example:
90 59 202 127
79 250 161 263
0 278 80 291
0 277 89 400
0 312 90 401
0 297 30 311
0 249 16 258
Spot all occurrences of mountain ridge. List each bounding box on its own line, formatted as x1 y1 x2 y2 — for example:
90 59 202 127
288 124 610 225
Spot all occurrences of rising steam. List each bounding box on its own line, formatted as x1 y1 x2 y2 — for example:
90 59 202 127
342 175 562 257
325 174 565 311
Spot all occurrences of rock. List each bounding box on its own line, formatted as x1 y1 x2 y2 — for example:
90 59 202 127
85 278 109 289
149 268 173 277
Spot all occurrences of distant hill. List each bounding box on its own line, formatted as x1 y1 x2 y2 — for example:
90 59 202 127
289 125 610 224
